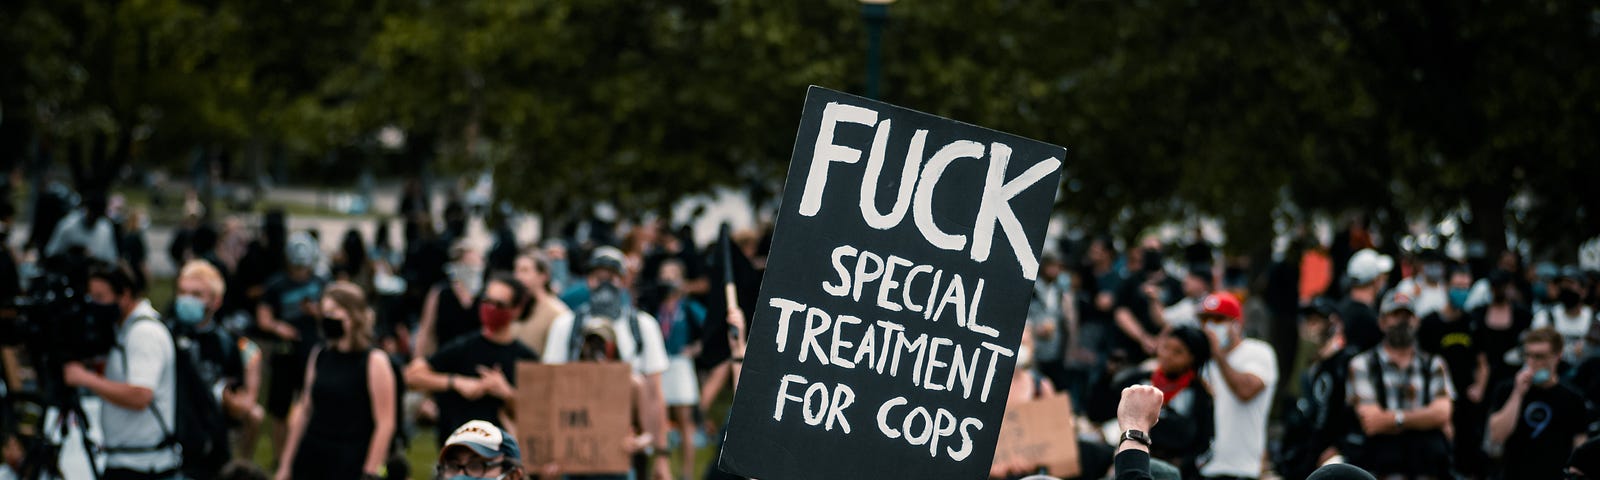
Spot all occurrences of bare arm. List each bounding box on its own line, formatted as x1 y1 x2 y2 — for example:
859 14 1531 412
416 288 442 358
363 352 396 475
1213 354 1267 401
276 350 320 478
1402 397 1453 431
72 369 154 410
1115 307 1156 352
403 357 485 398
645 372 669 451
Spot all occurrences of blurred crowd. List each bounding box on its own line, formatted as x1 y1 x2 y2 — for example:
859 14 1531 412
2 182 1599 480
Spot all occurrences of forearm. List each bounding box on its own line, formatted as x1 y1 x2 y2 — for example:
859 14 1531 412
404 362 451 393
1215 358 1265 401
646 374 669 450
362 415 394 474
1115 310 1151 344
83 375 154 411
279 399 310 467
1402 399 1452 431
1487 396 1522 445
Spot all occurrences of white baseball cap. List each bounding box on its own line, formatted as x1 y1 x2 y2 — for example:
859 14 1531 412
1347 249 1393 285
440 420 520 461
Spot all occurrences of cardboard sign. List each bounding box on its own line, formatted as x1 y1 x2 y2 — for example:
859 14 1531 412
718 86 1066 480
515 361 633 475
993 395 1080 478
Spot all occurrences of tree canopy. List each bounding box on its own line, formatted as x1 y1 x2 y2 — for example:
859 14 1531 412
2 0 1595 259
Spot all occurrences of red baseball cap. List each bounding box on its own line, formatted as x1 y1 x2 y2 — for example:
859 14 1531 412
1199 292 1242 320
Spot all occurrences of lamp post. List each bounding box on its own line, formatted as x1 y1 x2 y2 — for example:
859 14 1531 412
861 0 895 100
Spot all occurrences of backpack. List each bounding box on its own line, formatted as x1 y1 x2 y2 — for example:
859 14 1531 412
568 300 644 363
105 315 232 478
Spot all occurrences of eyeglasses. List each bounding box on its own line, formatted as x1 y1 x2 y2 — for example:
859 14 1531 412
1526 351 1558 362
436 460 512 478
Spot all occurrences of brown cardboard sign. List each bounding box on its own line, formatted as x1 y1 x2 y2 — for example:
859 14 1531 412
515 361 634 475
992 395 1079 478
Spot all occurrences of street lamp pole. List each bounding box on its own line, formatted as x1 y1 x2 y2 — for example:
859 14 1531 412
861 0 894 100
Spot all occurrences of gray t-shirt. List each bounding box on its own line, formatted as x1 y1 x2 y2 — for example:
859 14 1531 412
103 300 180 472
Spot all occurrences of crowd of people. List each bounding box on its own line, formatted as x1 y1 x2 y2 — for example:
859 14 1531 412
4 183 1600 480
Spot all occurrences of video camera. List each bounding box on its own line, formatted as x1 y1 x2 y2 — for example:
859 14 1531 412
0 256 120 364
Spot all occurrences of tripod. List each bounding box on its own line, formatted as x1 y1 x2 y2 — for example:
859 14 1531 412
12 357 103 480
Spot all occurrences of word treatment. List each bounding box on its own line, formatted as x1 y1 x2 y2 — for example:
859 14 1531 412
719 86 1064 480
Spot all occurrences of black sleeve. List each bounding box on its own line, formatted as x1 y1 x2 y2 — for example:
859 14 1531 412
1113 450 1155 480
515 342 539 362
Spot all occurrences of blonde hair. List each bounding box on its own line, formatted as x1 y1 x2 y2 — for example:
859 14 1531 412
323 281 375 350
178 260 226 299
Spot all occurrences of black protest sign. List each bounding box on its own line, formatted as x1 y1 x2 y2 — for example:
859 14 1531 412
719 86 1065 480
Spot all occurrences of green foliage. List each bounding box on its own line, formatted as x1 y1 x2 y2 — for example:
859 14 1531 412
3 0 1596 257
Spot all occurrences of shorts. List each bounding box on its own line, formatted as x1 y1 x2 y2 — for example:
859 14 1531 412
661 355 699 407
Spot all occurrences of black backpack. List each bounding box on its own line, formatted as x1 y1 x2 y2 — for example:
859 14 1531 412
106 315 232 478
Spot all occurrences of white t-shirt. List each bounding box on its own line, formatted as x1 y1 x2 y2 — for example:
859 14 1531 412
103 300 180 472
1164 297 1200 329
1201 338 1278 478
1533 306 1596 363
542 310 670 376
1395 277 1448 319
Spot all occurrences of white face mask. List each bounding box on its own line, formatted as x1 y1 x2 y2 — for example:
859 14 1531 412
1206 322 1233 351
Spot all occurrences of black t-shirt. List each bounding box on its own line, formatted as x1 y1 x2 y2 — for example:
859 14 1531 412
1417 312 1479 395
1488 380 1586 479
1338 299 1382 353
427 334 538 438
1112 274 1164 361
1470 305 1534 388
260 274 327 352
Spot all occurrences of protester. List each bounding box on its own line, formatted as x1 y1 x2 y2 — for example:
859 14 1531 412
62 263 177 479
1471 270 1534 401
434 420 525 480
1277 300 1354 479
405 274 538 439
1113 384 1166 480
1485 328 1586 480
652 259 706 480
1393 251 1449 319
543 320 669 480
544 260 672 479
276 281 396 480
1029 253 1074 391
44 191 119 264
1414 264 1484 477
1196 292 1278 480
1113 249 1172 362
1338 249 1392 352
173 261 265 470
559 245 631 311
1161 269 1212 330
1124 326 1212 479
0 432 20 480
256 231 328 459
417 244 487 358
511 250 571 357
1531 268 1594 367
1345 290 1454 479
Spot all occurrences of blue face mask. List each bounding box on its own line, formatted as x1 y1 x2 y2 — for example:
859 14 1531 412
1533 368 1553 386
174 294 208 326
1448 288 1470 310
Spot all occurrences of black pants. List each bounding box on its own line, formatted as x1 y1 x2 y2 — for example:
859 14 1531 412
103 468 178 480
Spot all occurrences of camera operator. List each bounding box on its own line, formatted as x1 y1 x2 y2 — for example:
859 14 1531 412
173 261 263 460
62 262 178 480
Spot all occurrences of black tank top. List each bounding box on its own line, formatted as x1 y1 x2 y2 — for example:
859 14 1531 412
433 281 479 349
305 348 375 442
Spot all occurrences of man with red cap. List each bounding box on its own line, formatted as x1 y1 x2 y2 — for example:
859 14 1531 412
1197 292 1279 480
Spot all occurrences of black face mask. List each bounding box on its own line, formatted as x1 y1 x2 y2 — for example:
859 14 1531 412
88 301 123 325
1384 322 1416 348
321 317 347 341
1560 289 1583 308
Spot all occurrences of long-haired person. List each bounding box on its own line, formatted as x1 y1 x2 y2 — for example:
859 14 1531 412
275 282 396 480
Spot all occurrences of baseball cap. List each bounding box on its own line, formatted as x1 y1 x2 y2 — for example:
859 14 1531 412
588 246 625 274
1380 289 1415 315
440 420 521 462
287 232 320 268
1347 249 1393 284
1199 292 1242 320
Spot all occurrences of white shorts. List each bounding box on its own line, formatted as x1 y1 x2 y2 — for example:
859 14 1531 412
662 355 700 407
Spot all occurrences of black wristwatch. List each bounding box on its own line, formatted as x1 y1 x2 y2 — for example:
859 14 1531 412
1119 429 1152 447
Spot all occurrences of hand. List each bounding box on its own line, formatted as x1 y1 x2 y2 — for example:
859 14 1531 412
1141 336 1159 355
651 455 674 480
1513 367 1534 395
727 307 747 332
1036 321 1058 341
1142 283 1161 301
1117 385 1163 433
539 463 561 480
684 341 702 359
274 468 291 480
1358 409 1394 435
477 365 514 400
1468 382 1486 403
454 376 487 400
62 361 94 387
273 321 300 341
